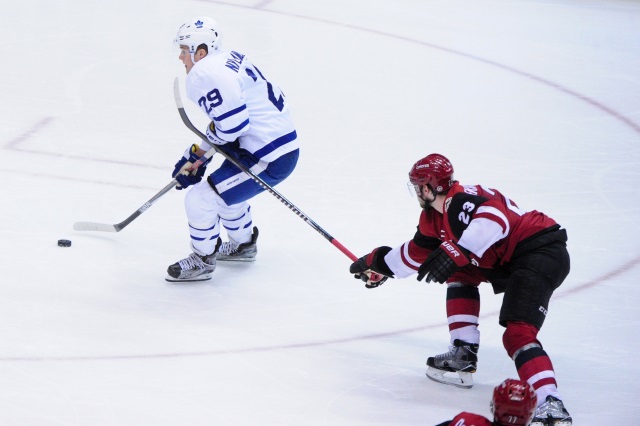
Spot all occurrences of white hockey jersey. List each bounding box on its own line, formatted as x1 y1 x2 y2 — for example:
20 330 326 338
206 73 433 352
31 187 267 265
185 49 298 162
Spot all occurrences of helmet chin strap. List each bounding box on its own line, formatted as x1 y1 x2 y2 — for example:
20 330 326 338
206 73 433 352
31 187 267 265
428 184 437 199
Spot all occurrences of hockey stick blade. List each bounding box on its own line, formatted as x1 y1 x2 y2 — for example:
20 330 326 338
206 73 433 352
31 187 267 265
73 222 120 232
72 190 168 233
73 196 157 232
73 179 180 233
73 142 217 233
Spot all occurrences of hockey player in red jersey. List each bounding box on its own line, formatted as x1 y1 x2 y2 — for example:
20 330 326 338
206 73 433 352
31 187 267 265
349 154 572 425
435 379 537 426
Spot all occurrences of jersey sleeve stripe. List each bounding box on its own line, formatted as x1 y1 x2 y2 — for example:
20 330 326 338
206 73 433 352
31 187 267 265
475 205 510 235
218 118 250 135
401 242 422 269
457 217 508 258
213 104 247 121
385 243 420 278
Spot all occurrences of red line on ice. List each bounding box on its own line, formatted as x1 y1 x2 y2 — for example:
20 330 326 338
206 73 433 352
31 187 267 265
2 255 638 362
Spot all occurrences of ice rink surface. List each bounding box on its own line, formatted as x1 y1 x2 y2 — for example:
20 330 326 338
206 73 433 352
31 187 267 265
1 0 639 424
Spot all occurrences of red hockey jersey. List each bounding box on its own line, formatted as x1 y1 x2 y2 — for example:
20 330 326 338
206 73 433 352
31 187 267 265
385 183 557 278
440 184 558 268
436 411 494 426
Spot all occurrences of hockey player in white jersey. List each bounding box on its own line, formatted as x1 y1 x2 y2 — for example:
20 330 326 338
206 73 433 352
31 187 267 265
167 17 299 282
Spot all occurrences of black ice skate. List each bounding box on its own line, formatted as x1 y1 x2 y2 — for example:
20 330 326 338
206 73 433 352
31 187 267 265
426 339 479 389
530 396 572 426
166 252 217 282
217 227 259 262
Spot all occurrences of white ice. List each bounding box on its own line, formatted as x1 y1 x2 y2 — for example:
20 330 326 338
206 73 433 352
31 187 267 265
1 0 639 425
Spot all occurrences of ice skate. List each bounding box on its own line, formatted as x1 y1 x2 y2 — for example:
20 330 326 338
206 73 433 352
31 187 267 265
166 252 217 282
530 396 572 426
425 339 478 389
217 227 259 262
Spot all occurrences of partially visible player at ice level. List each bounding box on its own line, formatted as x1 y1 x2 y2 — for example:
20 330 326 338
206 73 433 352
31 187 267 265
166 17 299 282
349 154 572 425
434 379 537 426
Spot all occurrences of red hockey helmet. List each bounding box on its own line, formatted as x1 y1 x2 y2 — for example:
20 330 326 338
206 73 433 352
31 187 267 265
490 379 537 426
408 154 455 194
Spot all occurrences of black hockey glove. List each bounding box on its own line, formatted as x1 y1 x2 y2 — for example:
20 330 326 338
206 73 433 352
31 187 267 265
349 246 394 288
417 241 470 284
172 144 212 190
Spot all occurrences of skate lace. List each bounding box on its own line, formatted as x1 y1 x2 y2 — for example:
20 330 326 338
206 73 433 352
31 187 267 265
218 240 239 256
534 397 570 420
178 253 207 271
434 342 478 362
434 346 456 361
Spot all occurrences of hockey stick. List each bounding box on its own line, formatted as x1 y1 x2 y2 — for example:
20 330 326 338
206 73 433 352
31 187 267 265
73 150 215 232
173 77 366 267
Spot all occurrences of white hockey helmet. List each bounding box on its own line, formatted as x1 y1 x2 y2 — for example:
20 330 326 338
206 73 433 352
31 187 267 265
174 17 222 54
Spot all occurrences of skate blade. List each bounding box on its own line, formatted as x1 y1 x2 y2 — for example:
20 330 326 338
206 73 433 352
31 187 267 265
426 367 473 389
216 256 256 262
216 257 256 262
530 420 572 426
165 274 213 282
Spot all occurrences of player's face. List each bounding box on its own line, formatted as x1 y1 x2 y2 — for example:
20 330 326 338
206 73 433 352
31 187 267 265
178 46 195 74
414 184 435 208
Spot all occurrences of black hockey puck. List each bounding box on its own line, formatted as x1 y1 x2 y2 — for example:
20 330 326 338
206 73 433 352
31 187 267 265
58 239 72 247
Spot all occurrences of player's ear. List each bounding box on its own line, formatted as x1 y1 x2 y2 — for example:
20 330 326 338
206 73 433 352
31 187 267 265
195 47 208 60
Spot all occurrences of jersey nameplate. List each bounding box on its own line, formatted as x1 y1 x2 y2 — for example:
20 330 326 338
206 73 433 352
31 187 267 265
225 51 245 72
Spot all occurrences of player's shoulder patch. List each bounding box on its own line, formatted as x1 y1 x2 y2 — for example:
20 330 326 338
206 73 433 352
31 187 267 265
444 196 452 212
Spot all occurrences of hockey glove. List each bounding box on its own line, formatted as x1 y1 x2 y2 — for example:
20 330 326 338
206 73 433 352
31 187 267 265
349 246 394 288
172 144 212 190
417 241 470 284
205 121 229 146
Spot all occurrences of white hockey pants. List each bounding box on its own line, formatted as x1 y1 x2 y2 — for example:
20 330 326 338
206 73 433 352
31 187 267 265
184 181 253 256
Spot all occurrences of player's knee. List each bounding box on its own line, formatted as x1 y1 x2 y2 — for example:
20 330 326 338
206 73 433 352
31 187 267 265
185 182 219 207
502 321 541 358
184 183 222 224
218 200 249 217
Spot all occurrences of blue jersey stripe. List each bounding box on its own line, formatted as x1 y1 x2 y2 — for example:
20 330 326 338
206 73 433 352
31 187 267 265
214 104 247 122
218 119 250 135
254 130 297 158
